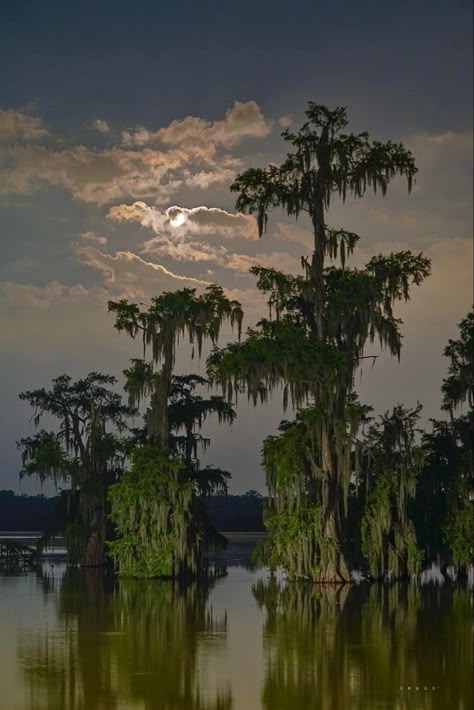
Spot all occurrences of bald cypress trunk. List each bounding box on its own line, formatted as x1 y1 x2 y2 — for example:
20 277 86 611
317 426 352 583
79 478 107 567
147 342 173 448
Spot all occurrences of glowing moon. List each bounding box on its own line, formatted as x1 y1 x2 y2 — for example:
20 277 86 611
169 212 186 227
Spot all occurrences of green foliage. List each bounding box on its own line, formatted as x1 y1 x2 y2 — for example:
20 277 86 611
108 373 234 577
18 373 130 565
441 309 473 413
17 430 71 485
359 406 425 578
415 414 473 562
256 505 337 579
169 374 235 478
208 317 343 409
414 309 474 572
255 400 370 578
443 505 474 568
108 447 199 578
109 285 243 362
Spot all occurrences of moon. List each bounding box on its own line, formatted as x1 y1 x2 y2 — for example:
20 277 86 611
169 212 186 228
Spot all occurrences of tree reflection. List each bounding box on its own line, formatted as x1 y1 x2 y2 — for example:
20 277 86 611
18 567 231 709
253 580 473 710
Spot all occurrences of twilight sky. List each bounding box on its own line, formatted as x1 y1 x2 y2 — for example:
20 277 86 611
0 0 472 494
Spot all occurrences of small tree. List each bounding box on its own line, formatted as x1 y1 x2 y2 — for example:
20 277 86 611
107 286 242 577
18 373 130 565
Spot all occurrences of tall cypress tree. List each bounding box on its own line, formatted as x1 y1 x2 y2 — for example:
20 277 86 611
208 103 430 581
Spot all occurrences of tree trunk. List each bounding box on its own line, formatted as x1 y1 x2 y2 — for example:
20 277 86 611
317 428 352 583
309 139 350 584
316 493 352 584
80 484 106 567
311 203 326 339
148 341 173 448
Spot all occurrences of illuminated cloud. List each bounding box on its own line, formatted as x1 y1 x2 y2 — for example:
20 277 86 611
120 125 153 147
122 100 272 149
92 119 110 134
278 115 293 128
74 245 262 321
109 202 257 238
80 231 108 245
107 200 297 274
0 109 49 144
0 101 273 204
0 143 233 204
76 245 211 297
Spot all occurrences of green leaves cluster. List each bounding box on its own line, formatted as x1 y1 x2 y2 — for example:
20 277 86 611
108 447 198 578
359 406 425 578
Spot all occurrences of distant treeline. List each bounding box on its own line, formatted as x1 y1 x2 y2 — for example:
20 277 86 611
0 490 62 531
206 490 265 532
0 489 264 533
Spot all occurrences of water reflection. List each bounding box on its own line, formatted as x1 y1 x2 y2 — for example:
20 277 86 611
18 567 231 709
5 562 473 710
254 580 473 710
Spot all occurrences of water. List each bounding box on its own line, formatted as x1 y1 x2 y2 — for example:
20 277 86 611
0 534 472 709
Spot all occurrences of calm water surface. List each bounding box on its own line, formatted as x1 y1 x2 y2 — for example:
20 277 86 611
0 534 472 709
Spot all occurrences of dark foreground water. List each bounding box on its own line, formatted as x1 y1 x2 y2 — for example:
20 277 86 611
0 534 472 710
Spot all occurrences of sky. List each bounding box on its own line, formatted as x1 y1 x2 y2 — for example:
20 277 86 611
0 0 472 494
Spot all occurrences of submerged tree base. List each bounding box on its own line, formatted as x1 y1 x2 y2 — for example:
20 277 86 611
0 540 38 570
312 568 353 584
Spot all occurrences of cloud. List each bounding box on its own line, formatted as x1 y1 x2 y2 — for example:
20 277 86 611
76 246 211 297
73 245 262 322
122 100 272 149
92 119 110 134
0 102 319 210
277 115 293 128
109 201 257 238
0 280 88 311
120 126 154 147
107 200 299 274
0 109 49 144
0 101 273 204
0 143 236 204
80 231 108 245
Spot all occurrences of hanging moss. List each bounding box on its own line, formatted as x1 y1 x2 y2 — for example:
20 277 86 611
108 447 201 578
109 286 243 448
359 406 425 579
253 401 369 579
